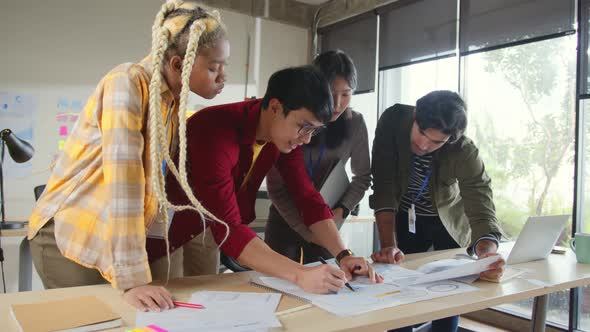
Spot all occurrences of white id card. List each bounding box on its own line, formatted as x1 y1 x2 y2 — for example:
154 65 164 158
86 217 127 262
408 203 416 234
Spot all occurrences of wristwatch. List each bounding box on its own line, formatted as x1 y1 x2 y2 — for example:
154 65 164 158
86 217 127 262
336 204 351 219
335 249 354 266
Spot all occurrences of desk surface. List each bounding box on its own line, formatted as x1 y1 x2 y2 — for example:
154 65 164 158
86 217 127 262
1 248 589 332
0 224 28 237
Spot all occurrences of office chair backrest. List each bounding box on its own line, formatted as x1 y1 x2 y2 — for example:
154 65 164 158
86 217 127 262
34 185 46 201
220 252 250 272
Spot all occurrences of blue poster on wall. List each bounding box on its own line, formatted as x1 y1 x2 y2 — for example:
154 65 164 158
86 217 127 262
0 92 36 180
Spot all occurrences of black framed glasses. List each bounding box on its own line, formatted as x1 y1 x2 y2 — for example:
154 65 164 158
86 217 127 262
298 123 326 137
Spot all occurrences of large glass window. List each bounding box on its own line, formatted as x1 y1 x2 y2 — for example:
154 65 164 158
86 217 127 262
347 91 378 218
379 56 458 113
579 98 590 330
463 35 577 327
463 35 576 242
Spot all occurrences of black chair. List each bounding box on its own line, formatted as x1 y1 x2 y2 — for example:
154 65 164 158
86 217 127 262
220 253 250 272
34 185 46 201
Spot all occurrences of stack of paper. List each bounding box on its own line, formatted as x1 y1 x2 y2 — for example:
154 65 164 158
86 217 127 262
251 259 482 317
254 272 477 316
135 291 281 332
251 256 508 317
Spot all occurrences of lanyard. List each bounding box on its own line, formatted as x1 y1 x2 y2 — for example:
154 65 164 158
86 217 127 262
411 155 432 203
307 144 326 178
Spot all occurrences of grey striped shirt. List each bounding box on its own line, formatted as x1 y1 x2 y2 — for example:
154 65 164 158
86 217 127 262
400 154 437 216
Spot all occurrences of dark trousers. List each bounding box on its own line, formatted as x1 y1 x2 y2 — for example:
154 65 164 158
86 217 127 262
390 210 460 332
395 210 460 253
264 205 335 264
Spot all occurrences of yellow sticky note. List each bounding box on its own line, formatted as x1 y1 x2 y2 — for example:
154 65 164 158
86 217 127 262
58 140 65 150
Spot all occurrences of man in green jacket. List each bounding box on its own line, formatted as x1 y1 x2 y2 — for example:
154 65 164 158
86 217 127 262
370 91 505 332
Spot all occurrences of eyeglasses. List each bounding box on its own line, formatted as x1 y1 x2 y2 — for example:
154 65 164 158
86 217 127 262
298 123 326 137
418 128 450 145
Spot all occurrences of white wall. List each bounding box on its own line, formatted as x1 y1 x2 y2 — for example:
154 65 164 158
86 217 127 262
0 0 309 293
0 0 310 221
258 18 311 98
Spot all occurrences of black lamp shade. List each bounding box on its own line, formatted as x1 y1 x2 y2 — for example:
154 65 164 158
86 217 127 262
1 129 34 163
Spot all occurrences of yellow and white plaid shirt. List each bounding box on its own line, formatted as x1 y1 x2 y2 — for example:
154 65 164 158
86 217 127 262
28 57 178 290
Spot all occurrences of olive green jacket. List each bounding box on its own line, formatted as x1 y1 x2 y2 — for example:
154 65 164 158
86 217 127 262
369 104 504 247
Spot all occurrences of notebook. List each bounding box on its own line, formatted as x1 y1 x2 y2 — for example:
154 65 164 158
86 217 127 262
10 296 122 332
207 281 312 315
319 160 349 208
250 274 312 303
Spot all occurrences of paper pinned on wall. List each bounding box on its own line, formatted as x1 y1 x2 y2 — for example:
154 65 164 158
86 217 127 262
0 91 36 177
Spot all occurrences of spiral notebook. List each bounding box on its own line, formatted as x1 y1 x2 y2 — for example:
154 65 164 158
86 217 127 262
210 279 312 315
250 275 311 303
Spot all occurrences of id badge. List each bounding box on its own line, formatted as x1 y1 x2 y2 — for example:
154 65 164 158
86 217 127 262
408 203 416 234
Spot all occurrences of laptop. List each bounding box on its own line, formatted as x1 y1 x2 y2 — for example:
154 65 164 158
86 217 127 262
503 215 570 265
319 160 350 209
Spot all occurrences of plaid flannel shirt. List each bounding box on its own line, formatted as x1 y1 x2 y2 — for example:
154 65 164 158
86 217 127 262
28 57 178 290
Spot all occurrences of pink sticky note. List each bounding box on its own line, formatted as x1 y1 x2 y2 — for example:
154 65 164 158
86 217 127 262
59 126 68 137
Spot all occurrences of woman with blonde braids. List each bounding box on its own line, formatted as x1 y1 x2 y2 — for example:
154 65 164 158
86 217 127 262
27 1 230 311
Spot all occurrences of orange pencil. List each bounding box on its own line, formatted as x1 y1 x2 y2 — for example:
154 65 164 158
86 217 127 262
172 301 205 309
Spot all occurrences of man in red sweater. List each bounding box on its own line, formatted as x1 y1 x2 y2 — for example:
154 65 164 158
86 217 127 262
148 66 379 297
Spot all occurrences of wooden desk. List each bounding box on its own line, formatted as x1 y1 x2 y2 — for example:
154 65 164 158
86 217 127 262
1 248 589 332
0 223 31 292
1 226 28 238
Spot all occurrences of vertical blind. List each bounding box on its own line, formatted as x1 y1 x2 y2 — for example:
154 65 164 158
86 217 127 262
460 0 575 54
377 0 458 69
318 13 378 93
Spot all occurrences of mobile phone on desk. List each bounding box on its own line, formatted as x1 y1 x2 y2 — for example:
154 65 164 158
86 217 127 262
551 246 567 254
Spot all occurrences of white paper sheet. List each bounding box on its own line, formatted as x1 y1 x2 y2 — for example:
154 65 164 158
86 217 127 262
397 255 501 286
417 258 483 283
190 291 281 327
135 292 282 332
255 273 478 317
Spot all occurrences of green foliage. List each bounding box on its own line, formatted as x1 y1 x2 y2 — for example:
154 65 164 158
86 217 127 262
476 37 575 226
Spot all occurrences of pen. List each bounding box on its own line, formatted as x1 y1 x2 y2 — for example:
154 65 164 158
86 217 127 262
318 257 356 292
172 301 205 309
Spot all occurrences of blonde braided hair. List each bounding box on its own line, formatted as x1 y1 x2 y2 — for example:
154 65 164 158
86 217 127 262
147 1 229 282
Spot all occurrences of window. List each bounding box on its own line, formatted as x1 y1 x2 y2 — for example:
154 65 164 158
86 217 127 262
348 91 378 218
463 35 576 327
578 98 590 330
379 56 458 111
